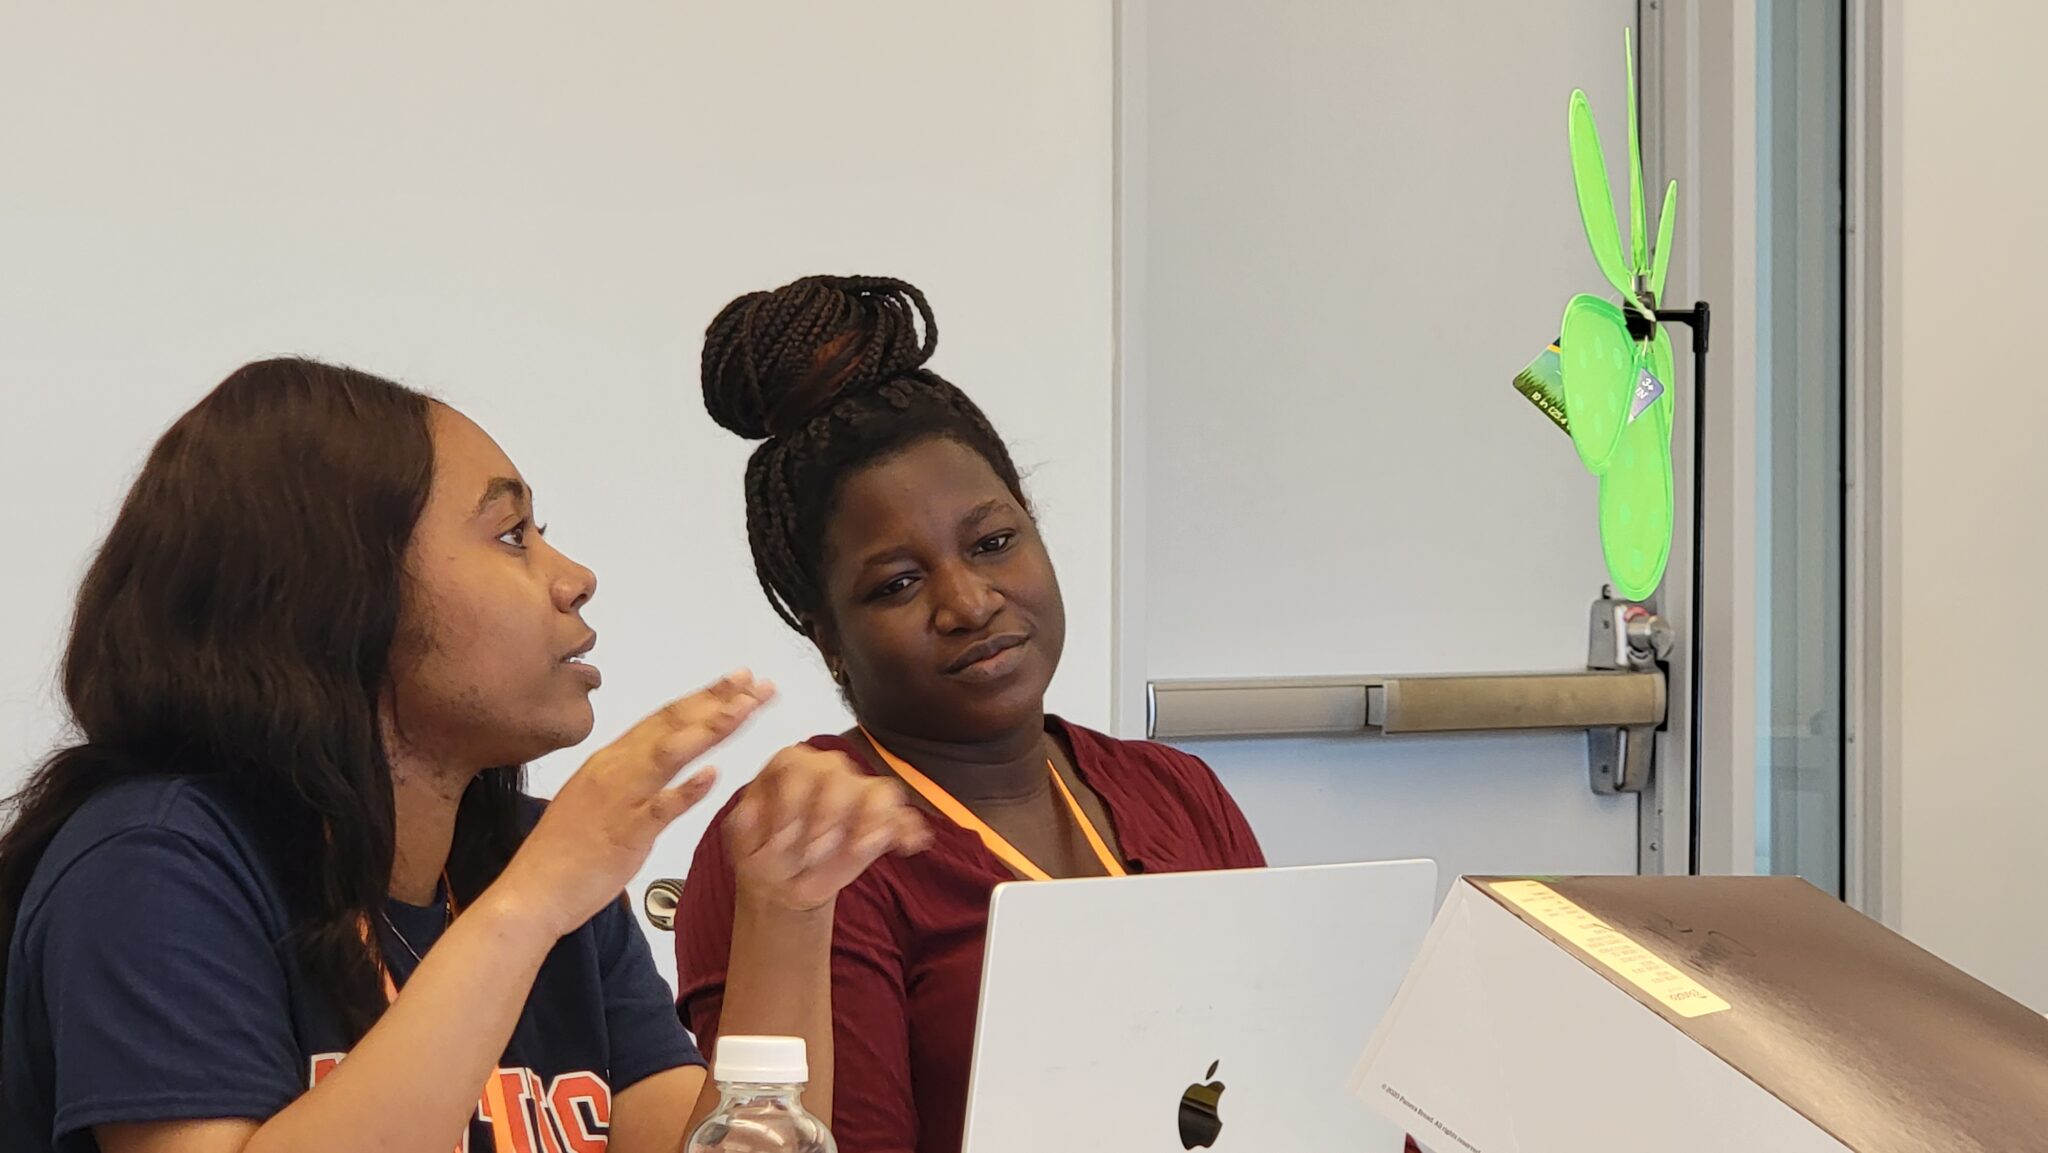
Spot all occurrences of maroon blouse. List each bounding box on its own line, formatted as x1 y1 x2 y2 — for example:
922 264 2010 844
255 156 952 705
674 718 1268 1153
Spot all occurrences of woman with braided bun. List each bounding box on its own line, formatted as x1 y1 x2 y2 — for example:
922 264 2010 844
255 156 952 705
671 275 1267 1153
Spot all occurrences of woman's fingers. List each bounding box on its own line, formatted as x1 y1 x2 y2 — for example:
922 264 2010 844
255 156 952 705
649 766 719 825
727 747 927 907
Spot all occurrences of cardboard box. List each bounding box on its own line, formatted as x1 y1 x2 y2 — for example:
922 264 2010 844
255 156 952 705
1351 876 2048 1153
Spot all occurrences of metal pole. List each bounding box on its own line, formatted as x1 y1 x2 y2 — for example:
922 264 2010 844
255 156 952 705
1657 302 1711 875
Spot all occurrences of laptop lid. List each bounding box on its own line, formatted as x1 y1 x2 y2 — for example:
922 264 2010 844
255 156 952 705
960 859 1436 1153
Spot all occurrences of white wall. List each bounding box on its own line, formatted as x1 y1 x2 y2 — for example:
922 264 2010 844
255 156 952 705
1885 0 2048 1008
0 2 1114 984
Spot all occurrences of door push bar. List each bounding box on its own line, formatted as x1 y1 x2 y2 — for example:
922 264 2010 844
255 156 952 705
1143 590 1671 796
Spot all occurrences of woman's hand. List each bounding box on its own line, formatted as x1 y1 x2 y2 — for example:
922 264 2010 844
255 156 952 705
727 745 930 912
493 671 773 938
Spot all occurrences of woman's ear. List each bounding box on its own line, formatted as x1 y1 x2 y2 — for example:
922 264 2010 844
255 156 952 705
806 617 848 687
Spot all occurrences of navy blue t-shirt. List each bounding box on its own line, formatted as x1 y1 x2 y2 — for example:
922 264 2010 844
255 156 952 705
0 776 702 1153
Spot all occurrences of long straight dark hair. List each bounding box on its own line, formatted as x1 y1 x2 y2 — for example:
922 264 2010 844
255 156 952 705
0 357 526 1044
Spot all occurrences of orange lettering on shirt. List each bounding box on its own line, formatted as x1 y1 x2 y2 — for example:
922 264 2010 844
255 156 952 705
547 1071 611 1153
310 1056 609 1151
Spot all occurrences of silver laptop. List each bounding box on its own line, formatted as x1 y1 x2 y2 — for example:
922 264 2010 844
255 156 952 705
960 860 1437 1153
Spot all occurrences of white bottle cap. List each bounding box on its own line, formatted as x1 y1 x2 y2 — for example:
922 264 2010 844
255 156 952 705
713 1035 809 1084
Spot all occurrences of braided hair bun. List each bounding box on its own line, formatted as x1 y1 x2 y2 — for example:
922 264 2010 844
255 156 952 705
701 275 938 441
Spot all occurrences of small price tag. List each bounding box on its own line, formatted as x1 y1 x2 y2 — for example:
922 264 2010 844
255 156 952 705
1514 342 1570 435
1628 366 1665 424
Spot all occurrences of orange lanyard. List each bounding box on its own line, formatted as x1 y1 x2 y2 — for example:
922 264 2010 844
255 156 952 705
361 881 520 1153
860 728 1126 882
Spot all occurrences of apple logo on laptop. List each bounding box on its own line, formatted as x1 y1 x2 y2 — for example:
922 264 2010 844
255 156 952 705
1177 1060 1226 1149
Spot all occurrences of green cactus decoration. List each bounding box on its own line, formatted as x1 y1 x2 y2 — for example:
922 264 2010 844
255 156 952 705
1558 30 1678 602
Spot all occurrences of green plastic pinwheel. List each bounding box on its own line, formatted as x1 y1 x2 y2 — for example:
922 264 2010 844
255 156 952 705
1561 30 1679 601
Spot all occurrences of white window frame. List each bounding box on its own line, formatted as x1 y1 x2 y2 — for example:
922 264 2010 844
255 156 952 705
1841 0 1902 925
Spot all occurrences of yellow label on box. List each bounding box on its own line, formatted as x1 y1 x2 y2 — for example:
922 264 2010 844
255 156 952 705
1486 880 1732 1019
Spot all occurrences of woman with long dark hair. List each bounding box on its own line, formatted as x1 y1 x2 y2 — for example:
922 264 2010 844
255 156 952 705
0 357 926 1153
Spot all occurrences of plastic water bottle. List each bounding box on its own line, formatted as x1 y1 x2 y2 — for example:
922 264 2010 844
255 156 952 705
685 1036 836 1153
